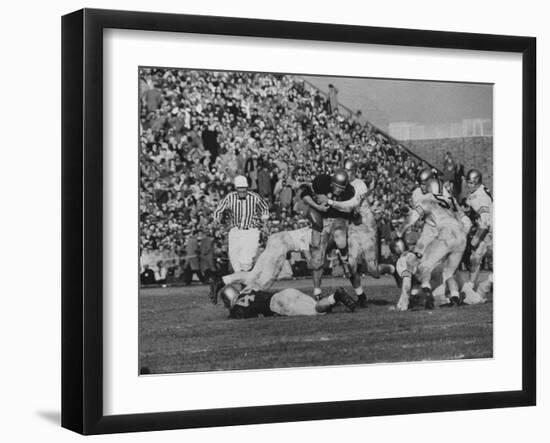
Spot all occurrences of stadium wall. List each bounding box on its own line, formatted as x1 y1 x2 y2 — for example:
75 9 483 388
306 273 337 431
404 136 493 188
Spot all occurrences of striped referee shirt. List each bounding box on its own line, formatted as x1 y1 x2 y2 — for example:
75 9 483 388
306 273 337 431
213 191 269 229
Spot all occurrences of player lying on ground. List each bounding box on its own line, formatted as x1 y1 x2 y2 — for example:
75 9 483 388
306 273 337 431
209 227 312 301
218 284 357 319
396 178 467 309
391 238 488 311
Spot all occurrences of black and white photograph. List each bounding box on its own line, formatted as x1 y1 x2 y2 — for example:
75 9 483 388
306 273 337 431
138 67 494 375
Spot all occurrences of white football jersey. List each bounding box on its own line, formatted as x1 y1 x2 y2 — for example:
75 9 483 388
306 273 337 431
466 185 493 230
413 193 461 228
350 178 368 199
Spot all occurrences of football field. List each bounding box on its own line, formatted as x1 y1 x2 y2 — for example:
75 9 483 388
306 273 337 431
139 275 493 374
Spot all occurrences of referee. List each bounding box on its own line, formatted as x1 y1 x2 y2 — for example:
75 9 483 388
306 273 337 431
214 175 269 273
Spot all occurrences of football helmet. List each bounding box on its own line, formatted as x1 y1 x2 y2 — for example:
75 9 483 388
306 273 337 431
466 169 482 186
426 178 442 194
219 284 240 308
417 167 433 184
331 169 349 190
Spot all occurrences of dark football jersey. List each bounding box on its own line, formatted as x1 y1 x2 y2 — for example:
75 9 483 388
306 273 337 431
299 174 355 220
229 291 275 319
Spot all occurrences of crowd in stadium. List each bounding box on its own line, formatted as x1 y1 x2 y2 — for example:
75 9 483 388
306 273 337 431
139 68 447 284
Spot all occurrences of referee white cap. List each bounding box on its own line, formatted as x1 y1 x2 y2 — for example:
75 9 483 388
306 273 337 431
234 175 248 188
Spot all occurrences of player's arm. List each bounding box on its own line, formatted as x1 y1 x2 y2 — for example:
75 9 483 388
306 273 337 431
396 274 412 311
328 193 360 213
396 206 422 237
325 185 359 213
299 184 329 212
471 207 491 248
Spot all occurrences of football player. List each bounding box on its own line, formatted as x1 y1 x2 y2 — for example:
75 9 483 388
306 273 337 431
218 284 357 318
299 169 356 299
209 227 312 301
328 159 394 307
410 167 469 254
463 169 493 288
392 238 486 311
396 178 467 308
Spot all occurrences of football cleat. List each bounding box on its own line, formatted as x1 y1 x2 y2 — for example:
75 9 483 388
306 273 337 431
410 287 434 311
334 288 357 312
423 288 435 310
392 267 403 288
357 293 367 309
337 251 351 278
450 295 463 307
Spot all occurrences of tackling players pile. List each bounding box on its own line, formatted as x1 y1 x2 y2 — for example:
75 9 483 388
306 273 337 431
209 160 493 318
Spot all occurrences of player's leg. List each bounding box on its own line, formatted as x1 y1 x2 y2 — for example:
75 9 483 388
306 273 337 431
333 220 351 276
311 220 331 299
469 239 488 288
239 228 260 272
415 224 437 257
347 227 366 307
270 288 320 316
396 274 413 311
417 240 448 289
416 238 451 309
222 271 251 286
235 237 283 291
441 252 463 306
248 253 287 292
477 272 493 300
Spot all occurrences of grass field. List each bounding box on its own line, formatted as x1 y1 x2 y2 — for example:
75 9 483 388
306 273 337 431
139 276 492 374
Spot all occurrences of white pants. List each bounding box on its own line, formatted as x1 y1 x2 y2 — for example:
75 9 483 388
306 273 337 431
269 288 320 316
228 227 260 272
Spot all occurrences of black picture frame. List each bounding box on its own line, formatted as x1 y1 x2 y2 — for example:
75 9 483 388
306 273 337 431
61 8 536 435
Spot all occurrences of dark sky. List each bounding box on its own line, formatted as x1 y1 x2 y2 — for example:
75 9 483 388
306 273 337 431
304 75 493 130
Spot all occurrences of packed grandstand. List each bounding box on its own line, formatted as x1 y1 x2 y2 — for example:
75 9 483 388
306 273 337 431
139 67 438 282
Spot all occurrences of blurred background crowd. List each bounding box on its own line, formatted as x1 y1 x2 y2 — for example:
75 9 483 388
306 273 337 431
139 68 464 285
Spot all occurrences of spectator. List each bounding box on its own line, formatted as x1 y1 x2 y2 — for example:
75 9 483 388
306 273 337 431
183 231 204 285
138 68 435 273
257 166 272 202
327 83 339 114
143 79 162 112
442 152 457 183
202 123 221 164
245 153 259 191
279 179 294 213
199 232 216 282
